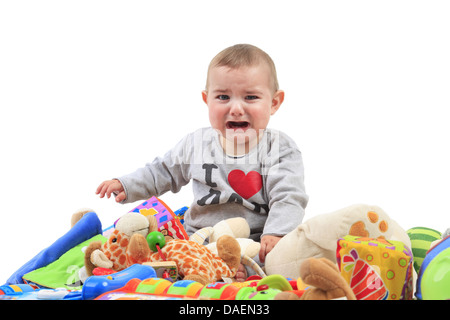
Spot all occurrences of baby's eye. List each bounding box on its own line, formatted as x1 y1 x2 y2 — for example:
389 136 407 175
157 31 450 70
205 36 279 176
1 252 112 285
245 95 259 100
217 95 230 101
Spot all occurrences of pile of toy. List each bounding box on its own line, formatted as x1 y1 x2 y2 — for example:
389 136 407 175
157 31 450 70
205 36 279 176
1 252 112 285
1 197 449 300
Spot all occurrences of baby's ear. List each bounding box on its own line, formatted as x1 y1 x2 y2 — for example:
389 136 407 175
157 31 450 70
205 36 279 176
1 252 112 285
202 90 208 104
271 90 284 115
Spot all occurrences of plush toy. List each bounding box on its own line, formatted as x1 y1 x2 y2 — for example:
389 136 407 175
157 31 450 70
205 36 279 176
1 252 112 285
406 226 442 274
265 204 412 279
83 211 241 285
337 236 414 300
190 217 261 259
142 233 241 285
275 257 356 300
189 217 265 278
84 211 155 276
71 208 96 228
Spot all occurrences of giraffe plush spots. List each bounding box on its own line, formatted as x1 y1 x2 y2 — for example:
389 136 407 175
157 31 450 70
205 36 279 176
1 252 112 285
136 234 241 285
84 212 241 285
125 219 241 285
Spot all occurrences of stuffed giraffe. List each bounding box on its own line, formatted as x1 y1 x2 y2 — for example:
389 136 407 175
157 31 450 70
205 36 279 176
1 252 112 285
82 211 155 275
82 211 241 285
128 232 240 285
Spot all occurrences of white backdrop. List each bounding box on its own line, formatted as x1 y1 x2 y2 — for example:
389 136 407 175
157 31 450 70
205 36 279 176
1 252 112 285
1 1 449 282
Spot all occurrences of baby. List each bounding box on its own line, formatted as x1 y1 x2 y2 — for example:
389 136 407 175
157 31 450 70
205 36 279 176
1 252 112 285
96 44 308 279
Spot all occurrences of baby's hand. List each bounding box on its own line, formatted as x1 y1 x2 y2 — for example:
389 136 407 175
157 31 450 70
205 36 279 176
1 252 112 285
96 179 126 202
259 235 282 263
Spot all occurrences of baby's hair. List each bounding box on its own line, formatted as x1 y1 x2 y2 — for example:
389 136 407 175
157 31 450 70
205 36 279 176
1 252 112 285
205 44 279 93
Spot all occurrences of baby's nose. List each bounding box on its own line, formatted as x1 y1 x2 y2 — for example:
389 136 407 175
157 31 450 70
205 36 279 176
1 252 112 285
230 101 245 116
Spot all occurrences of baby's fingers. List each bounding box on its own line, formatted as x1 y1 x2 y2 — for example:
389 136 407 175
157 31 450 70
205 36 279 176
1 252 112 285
115 191 126 203
105 183 118 199
96 181 114 198
96 180 123 200
95 182 107 198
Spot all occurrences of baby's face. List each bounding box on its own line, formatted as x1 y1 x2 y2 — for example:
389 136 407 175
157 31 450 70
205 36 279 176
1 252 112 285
203 64 284 154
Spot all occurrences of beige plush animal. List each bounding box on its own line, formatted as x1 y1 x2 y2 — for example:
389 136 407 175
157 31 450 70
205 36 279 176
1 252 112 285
264 204 411 279
275 257 357 300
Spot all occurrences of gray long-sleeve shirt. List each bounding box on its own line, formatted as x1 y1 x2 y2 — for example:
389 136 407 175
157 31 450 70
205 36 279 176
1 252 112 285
117 127 308 241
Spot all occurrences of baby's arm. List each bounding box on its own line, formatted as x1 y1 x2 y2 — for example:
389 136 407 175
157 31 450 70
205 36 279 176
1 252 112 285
260 132 309 259
96 179 126 202
96 133 193 204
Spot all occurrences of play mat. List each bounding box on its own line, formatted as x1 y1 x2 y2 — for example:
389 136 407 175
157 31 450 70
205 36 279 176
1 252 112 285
1 197 449 301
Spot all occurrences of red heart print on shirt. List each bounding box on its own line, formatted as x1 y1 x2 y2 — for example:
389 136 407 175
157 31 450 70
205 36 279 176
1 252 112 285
227 170 263 200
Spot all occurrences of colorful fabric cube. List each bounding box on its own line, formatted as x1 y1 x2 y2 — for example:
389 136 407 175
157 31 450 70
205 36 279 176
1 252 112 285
336 235 413 300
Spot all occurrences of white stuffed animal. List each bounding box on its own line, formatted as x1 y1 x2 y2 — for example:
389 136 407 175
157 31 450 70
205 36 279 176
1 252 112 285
189 217 266 278
190 217 261 258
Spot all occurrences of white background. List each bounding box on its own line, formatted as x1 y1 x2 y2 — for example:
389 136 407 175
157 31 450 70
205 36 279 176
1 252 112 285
1 1 449 282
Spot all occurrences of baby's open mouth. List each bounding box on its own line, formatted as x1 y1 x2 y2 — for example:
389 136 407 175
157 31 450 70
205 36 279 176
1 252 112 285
226 121 250 130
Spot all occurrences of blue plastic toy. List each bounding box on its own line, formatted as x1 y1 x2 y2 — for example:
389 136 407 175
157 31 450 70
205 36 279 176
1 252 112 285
0 284 81 300
81 264 156 300
0 284 37 296
0 284 39 299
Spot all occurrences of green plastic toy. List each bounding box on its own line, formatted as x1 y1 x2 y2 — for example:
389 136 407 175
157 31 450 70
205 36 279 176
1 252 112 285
146 231 166 252
421 247 450 300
